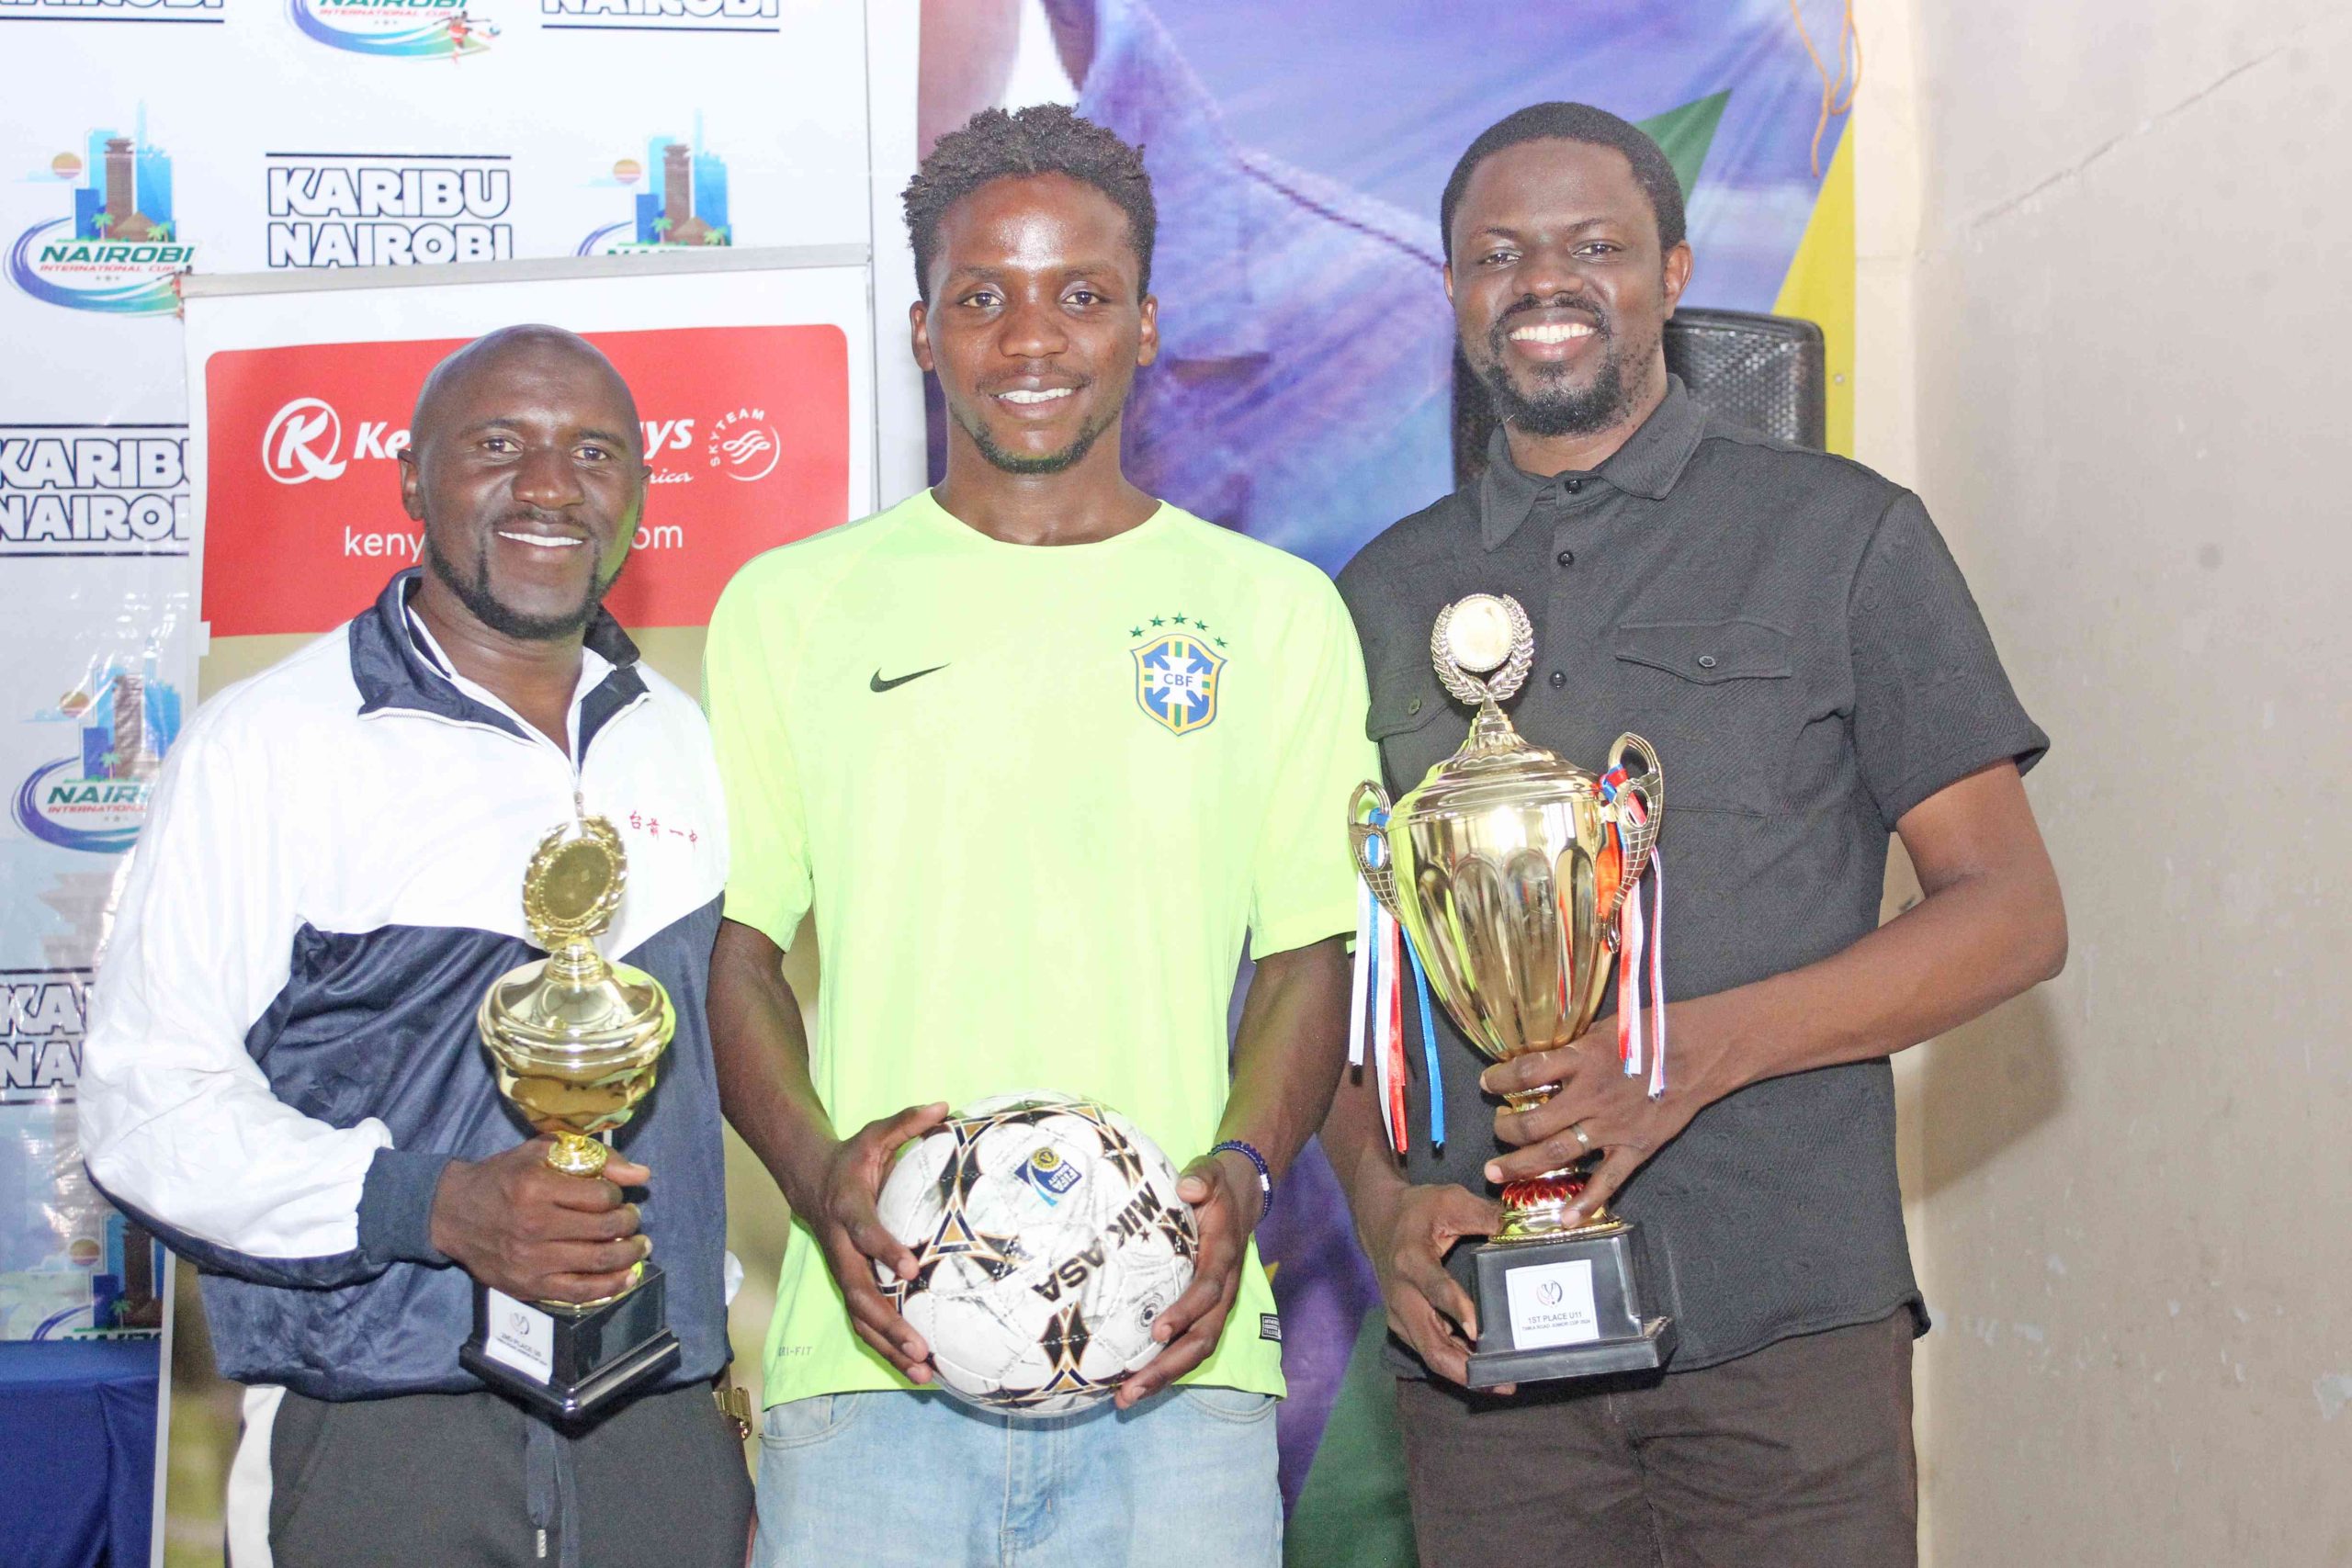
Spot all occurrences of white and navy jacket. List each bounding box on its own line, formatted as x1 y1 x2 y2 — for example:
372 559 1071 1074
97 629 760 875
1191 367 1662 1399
80 570 730 1400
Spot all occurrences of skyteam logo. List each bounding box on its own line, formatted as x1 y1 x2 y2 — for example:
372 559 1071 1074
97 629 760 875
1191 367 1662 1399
577 121 731 254
289 0 497 57
9 114 194 315
13 655 181 854
706 408 777 481
1133 632 1226 737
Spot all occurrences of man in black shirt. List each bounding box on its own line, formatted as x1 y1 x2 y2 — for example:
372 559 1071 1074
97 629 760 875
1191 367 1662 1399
1327 103 2067 1566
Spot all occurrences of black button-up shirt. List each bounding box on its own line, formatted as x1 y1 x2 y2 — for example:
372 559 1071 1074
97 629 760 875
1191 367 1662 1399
1337 378 2048 1372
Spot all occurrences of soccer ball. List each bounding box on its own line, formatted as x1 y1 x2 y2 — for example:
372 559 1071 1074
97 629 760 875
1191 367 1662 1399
874 1090 1199 1417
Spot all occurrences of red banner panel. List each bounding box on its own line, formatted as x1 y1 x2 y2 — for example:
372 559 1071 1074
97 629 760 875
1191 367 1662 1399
201 323 848 635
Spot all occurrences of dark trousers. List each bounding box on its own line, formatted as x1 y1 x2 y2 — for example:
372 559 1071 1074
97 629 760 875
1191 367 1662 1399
254 1382 752 1568
1396 1311 1917 1568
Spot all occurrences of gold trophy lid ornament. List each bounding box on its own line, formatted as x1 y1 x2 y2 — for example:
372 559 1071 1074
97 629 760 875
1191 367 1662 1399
478 817 675 1180
1422 592 1657 824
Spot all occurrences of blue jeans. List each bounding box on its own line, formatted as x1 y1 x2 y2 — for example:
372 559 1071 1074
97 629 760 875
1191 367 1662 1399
751 1385 1282 1568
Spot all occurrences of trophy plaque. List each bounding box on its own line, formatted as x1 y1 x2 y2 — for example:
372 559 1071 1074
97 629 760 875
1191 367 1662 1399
458 816 681 1421
1351 593 1677 1388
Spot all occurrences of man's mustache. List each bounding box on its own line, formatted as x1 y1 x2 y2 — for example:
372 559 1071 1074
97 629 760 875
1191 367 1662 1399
493 506 580 533
1496 293 1610 334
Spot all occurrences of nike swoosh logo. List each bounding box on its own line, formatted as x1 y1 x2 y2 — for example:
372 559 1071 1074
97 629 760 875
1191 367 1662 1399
869 665 948 693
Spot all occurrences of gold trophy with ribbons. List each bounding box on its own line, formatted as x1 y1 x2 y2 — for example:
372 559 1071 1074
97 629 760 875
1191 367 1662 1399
458 816 682 1420
1350 592 1677 1386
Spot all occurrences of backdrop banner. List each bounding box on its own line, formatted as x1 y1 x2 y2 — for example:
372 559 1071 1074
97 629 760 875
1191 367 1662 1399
181 251 877 643
0 0 1851 1558
198 321 851 636
1 0 877 1553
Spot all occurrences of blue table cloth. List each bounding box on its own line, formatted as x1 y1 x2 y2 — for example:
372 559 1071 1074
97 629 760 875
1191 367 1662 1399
0 1340 160 1568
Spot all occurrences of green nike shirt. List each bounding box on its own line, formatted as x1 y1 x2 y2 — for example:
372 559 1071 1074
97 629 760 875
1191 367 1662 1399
704 489 1377 1406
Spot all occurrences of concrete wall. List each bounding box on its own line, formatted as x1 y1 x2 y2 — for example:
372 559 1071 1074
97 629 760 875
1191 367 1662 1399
1869 1 2352 1559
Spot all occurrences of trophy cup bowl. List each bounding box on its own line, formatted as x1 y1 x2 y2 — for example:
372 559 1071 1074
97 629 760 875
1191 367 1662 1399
1351 593 1677 1387
458 818 683 1421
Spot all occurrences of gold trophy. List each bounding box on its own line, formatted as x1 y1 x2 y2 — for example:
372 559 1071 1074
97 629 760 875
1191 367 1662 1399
458 816 682 1420
1351 593 1676 1386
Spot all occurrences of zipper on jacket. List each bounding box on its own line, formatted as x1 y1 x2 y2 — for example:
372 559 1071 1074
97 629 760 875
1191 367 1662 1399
362 678 652 827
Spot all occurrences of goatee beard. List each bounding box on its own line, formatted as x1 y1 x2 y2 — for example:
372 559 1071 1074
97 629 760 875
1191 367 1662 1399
1477 310 1640 439
1483 355 1634 438
955 401 1120 476
424 529 622 642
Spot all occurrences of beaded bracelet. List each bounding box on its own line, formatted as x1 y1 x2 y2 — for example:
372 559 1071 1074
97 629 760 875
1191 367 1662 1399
1208 1139 1273 1224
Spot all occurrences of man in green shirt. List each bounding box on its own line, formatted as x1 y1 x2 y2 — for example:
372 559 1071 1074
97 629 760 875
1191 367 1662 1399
704 105 1374 1567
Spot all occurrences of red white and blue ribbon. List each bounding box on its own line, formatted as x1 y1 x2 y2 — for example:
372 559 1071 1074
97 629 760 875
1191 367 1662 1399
1347 868 1374 1074
1599 769 1668 1100
1402 926 1444 1149
1351 810 1446 1154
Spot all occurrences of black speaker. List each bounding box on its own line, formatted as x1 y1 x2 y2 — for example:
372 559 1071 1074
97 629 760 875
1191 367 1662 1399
1452 308 1828 483
1662 308 1827 450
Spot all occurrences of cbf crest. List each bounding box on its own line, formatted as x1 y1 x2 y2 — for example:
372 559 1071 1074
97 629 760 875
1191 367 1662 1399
1132 633 1226 736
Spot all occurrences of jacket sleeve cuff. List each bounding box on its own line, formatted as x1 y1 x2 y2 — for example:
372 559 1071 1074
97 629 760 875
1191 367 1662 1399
357 1146 457 1269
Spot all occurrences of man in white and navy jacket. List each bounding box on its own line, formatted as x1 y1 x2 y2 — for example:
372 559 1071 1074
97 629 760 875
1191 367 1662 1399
80 326 751 1568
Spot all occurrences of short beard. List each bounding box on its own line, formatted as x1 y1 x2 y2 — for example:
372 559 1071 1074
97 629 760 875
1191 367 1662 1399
1483 354 1631 438
1475 307 1647 439
424 529 621 642
954 400 1120 477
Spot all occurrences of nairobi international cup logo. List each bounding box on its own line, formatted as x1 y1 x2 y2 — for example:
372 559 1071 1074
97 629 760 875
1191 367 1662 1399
1131 626 1227 737
9 115 195 315
705 408 777 482
577 122 732 254
288 0 499 58
14 656 182 854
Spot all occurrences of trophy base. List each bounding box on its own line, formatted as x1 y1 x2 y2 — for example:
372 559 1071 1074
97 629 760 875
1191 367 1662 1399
1464 1223 1677 1391
460 1262 681 1423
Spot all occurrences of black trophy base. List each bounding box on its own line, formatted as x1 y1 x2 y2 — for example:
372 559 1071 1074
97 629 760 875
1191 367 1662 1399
460 1262 681 1423
1464 1222 1677 1391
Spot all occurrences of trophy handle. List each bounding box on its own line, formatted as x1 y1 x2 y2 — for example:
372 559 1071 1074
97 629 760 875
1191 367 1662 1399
1602 733 1665 923
1348 782 1404 919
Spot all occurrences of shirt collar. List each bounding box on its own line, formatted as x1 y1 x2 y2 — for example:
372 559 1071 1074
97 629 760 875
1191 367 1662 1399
1477 374 1709 551
348 568 645 746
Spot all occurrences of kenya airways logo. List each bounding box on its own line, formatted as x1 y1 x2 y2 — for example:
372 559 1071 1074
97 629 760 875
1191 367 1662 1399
243 393 745 556
262 397 350 483
260 396 410 483
257 395 754 489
